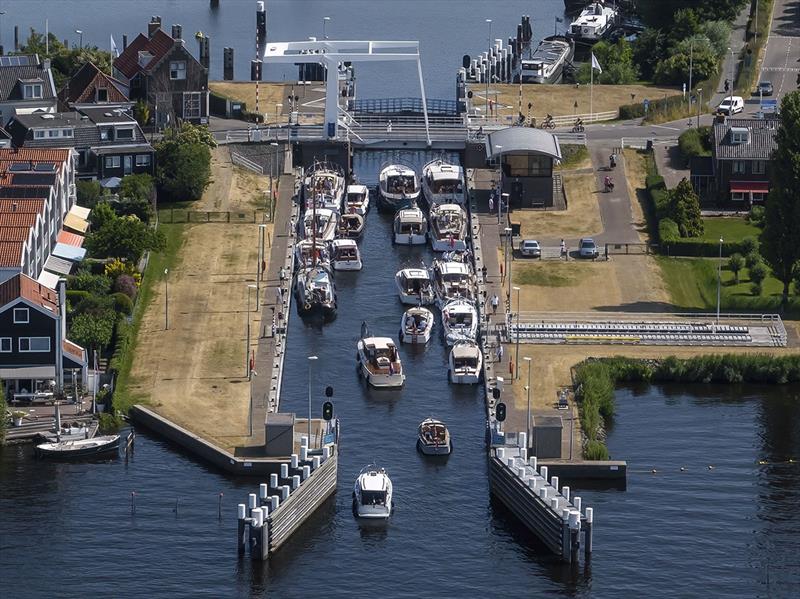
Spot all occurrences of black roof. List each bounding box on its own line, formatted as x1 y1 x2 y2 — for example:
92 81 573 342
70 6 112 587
713 117 780 160
0 54 57 102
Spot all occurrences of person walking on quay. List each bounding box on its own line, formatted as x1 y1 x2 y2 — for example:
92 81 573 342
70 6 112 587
491 294 499 315
488 192 495 213
496 343 504 364
560 239 566 258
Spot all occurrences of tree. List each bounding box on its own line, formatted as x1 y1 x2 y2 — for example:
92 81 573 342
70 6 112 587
134 100 151 128
762 91 800 307
77 180 103 208
18 28 111 88
116 174 154 221
69 312 115 353
668 9 702 48
575 39 639 85
654 47 718 85
89 202 117 229
156 140 212 201
728 253 744 283
745 251 763 271
749 261 768 287
701 21 732 58
667 178 704 237
632 28 666 81
87 215 165 263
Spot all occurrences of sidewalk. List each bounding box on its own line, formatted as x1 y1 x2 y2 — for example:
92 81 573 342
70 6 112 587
712 4 753 107
587 143 640 245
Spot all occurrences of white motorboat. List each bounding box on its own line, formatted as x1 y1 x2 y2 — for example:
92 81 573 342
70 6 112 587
378 162 421 211
393 206 428 245
448 341 483 384
567 2 618 42
429 203 468 252
441 298 478 345
35 434 120 459
303 208 339 242
337 212 365 240
432 259 475 307
331 238 363 271
294 239 331 269
421 159 465 206
295 264 337 321
353 465 393 519
357 323 405 388
345 184 370 215
395 267 435 305
399 306 434 344
303 161 346 212
417 418 452 455
516 35 575 84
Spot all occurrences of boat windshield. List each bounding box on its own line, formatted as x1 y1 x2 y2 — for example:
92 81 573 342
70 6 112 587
431 179 462 194
361 490 387 505
453 356 478 369
445 311 472 326
387 174 417 194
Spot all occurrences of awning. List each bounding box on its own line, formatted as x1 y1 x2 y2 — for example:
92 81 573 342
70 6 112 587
0 365 56 379
57 230 84 248
69 205 91 220
730 181 769 193
52 242 86 262
37 269 60 290
44 254 74 275
63 212 89 234
99 176 122 189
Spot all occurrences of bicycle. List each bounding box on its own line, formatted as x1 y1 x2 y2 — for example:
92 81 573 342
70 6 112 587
539 119 556 130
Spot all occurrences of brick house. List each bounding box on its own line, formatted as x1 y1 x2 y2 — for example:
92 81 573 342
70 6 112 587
58 61 132 113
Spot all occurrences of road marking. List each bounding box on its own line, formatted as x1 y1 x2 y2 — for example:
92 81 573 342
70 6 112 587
651 125 679 131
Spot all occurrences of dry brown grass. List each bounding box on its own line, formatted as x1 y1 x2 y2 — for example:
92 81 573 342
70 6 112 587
514 173 602 240
471 83 680 120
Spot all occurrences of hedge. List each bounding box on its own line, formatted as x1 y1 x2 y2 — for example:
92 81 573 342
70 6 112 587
661 238 751 257
619 94 685 120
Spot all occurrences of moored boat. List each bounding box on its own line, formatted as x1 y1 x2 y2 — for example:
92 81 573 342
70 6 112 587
303 207 339 242
337 212 365 240
421 159 465 206
345 184 370 215
302 161 346 212
35 434 120 459
399 306 434 344
441 298 478 345
417 418 452 455
448 341 483 384
294 239 331 269
393 206 428 245
331 238 363 271
429 203 468 252
353 465 393 519
516 35 575 84
395 267 435 305
357 323 405 388
378 162 420 211
567 2 618 42
295 264 337 321
432 258 475 307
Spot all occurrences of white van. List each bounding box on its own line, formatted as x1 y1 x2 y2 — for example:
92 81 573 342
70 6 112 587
717 96 745 115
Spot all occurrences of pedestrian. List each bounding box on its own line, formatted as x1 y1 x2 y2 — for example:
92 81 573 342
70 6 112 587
491 293 499 314
482 265 488 281
387 120 393 133
276 286 283 306
560 239 566 257
724 79 729 93
496 344 504 363
488 193 495 213
509 356 514 378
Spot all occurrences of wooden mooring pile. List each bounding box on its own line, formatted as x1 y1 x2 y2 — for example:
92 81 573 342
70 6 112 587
458 15 534 85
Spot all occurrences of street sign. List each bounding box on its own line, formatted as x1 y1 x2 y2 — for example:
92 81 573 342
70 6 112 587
761 99 778 114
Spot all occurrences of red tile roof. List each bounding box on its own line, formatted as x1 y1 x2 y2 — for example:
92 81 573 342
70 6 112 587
63 339 86 363
58 61 129 104
0 199 46 213
113 30 176 80
0 213 38 227
0 240 23 267
57 230 84 247
0 148 71 164
0 273 58 313
0 227 31 242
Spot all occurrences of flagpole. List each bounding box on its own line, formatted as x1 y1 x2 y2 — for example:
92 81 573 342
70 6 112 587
45 19 49 55
590 58 593 122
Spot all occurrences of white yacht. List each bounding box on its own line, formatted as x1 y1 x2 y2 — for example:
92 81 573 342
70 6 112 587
441 299 478 345
395 267 435 305
357 324 405 388
331 238 362 271
337 213 365 240
417 418 452 456
345 184 370 215
429 203 468 252
393 206 428 245
294 239 331 269
303 208 339 242
448 341 483 384
516 35 575 84
421 159 465 206
353 465 393 519
432 259 475 307
295 264 337 321
378 162 421 211
303 161 346 212
399 306 434 345
567 2 617 42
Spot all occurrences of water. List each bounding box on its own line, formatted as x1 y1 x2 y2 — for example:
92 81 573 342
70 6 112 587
0 0 565 99
2 149 800 596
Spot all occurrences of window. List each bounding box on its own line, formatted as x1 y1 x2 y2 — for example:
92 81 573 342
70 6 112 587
78 149 88 167
170 60 187 80
97 88 109 102
34 130 45 139
730 127 750 144
752 192 766 203
0 338 11 352
135 154 151 166
19 337 50 352
183 91 202 119
503 153 552 177
62 129 73 137
100 128 112 141
116 127 134 140
731 191 746 202
752 160 766 175
13 307 29 323
105 155 121 169
23 84 43 99
732 161 747 175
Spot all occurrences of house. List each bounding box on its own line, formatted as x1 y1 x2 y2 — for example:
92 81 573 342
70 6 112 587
709 117 779 204
0 147 85 285
57 61 132 113
113 16 209 126
5 108 154 181
0 54 58 126
0 274 87 402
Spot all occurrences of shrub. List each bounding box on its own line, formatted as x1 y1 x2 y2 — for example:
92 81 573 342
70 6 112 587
155 123 214 202
76 180 102 208
65 289 90 306
110 292 133 316
741 236 759 255
751 281 763 296
87 214 166 263
748 206 765 228
728 253 744 283
749 261 768 285
68 270 111 295
659 218 680 243
114 274 138 299
678 126 712 163
98 412 124 433
793 266 800 295
584 440 610 461
668 179 704 237
105 258 141 286
69 310 116 351
745 251 763 271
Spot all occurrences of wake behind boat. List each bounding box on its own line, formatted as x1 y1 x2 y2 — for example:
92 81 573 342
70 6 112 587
417 418 452 455
378 162 420 211
421 159 465 206
429 203 467 252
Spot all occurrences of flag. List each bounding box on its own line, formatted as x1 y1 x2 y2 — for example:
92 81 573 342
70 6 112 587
591 52 602 74
555 17 564 23
110 35 120 58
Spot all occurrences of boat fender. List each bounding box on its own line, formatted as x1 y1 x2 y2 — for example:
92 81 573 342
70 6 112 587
399 330 404 342
304 302 311 311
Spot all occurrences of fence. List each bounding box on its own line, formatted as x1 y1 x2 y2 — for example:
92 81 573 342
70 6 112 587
231 151 264 175
160 209 268 224
604 242 656 255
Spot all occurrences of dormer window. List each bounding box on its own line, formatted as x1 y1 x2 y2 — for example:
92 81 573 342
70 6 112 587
730 127 750 144
23 84 43 99
100 128 113 141
138 51 154 67
170 60 186 80
116 127 134 140
97 87 109 102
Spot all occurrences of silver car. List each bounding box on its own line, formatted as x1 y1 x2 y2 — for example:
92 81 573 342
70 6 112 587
520 239 541 258
579 238 598 259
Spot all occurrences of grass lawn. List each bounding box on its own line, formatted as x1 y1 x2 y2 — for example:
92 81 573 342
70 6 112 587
513 262 581 287
699 217 760 243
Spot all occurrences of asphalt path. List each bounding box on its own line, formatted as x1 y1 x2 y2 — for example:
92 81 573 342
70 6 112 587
757 0 800 106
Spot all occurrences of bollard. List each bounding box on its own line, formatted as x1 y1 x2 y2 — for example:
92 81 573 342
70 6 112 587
312 456 321 470
248 493 257 515
302 465 311 480
280 463 289 479
506 457 516 469
290 454 298 469
259 483 268 503
574 496 581 513
496 447 506 460
540 466 548 482
237 503 247 554
292 475 300 489
301 435 308 448
585 507 594 556
517 466 526 479
569 509 581 530
529 456 537 471
527 478 538 491
270 495 279 511
551 497 560 512
281 485 290 501
270 473 279 488
322 446 330 461
300 446 308 462
520 448 527 461
518 432 527 449
551 476 559 493
561 508 571 563
562 486 570 502
539 486 548 500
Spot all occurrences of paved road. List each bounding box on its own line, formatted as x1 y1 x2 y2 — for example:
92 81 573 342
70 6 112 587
758 0 800 105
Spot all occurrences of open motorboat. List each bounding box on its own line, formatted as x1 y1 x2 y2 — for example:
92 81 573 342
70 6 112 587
378 162 421 211
303 208 338 242
331 238 363 271
567 2 618 42
295 239 331 269
337 212 365 240
357 323 405 388
448 341 483 384
417 418 452 455
35 434 120 459
345 184 370 215
395 267 435 305
516 35 575 84
399 306 434 345
441 298 478 345
303 161 346 212
393 205 428 245
295 264 337 321
353 465 393 519
429 203 468 252
421 159 465 206
432 259 475 307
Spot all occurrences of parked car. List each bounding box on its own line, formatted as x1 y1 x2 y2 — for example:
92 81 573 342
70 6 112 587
579 238 598 259
757 81 773 96
717 96 744 115
520 239 541 258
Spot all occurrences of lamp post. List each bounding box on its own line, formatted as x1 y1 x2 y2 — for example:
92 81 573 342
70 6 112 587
257 223 267 299
505 226 512 305
513 286 521 379
163 268 169 330
486 19 492 118
75 29 83 50
270 141 279 214
0 11 6 51
688 38 694 97
523 356 532 448
246 284 257 377
307 355 318 442
323 16 331 40
728 47 734 109
716 237 723 324
696 88 703 128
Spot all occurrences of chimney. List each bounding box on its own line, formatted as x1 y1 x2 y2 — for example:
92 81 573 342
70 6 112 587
11 202 17 212
43 58 51 71
123 34 128 50
148 16 162 38
171 24 183 41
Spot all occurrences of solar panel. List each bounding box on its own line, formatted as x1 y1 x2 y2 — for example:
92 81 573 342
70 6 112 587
8 162 31 172
10 173 56 185
0 55 34 67
33 162 56 172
